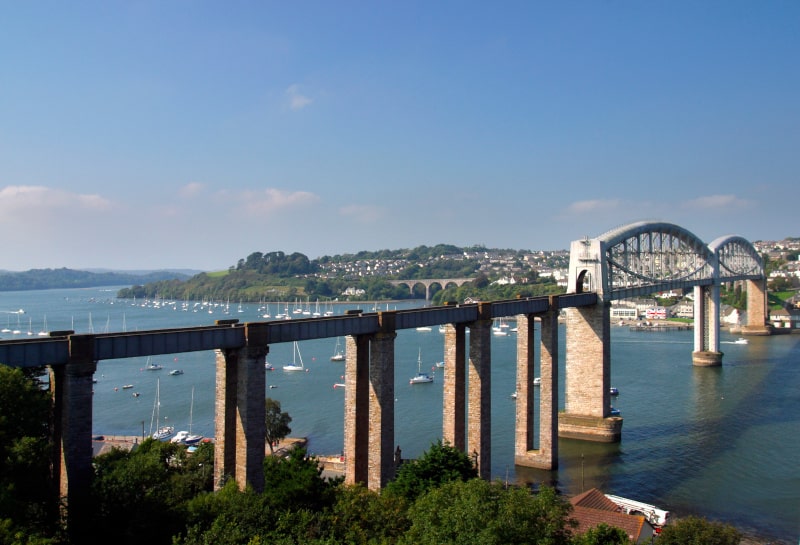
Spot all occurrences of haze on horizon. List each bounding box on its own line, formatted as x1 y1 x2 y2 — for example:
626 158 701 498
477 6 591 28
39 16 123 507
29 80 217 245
1 2 797 272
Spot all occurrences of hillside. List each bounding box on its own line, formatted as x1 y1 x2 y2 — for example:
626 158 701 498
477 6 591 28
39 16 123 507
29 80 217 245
115 247 564 304
0 268 190 292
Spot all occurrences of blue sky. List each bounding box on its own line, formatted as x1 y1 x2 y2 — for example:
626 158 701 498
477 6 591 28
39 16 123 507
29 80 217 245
1 1 797 271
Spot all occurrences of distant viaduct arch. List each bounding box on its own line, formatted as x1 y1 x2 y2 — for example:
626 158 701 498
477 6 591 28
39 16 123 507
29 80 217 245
388 277 475 300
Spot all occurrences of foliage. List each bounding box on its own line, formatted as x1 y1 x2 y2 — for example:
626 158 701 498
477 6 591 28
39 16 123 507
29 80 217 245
656 515 742 545
720 284 748 311
180 449 340 544
262 446 339 512
89 438 214 545
571 523 633 544
236 251 319 276
326 484 410 544
400 480 574 545
432 276 563 305
264 398 292 455
768 275 795 292
384 440 478 502
180 481 279 545
0 365 55 539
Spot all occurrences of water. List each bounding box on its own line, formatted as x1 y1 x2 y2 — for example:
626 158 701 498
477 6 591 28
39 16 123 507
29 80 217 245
2 287 797 542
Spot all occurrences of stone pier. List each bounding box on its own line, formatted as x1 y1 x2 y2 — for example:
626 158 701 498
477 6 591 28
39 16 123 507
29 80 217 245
515 308 560 469
214 342 268 492
742 278 772 335
343 334 370 486
52 336 97 539
467 304 492 477
561 304 622 442
442 323 467 450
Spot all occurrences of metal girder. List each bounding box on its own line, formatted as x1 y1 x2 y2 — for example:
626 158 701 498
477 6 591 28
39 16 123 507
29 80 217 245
0 294 598 369
0 337 70 368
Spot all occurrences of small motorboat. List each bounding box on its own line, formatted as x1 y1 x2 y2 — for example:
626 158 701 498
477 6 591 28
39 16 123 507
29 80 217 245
169 369 184 376
122 384 134 389
610 407 621 416
265 362 274 371
733 338 749 345
610 386 620 396
533 377 541 386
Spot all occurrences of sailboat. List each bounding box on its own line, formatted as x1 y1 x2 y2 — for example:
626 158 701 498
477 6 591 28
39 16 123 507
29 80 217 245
150 379 174 441
282 341 305 371
171 386 203 445
330 337 345 362
409 348 434 384
37 315 49 336
492 318 509 336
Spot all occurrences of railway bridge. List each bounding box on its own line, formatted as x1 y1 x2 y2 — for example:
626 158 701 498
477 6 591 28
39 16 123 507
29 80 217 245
0 221 768 537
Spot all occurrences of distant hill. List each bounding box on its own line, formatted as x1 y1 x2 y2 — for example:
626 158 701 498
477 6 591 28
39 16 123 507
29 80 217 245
0 268 191 292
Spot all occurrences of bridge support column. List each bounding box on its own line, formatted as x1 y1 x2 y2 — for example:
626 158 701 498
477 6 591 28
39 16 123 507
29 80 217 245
442 323 467 451
561 304 622 442
52 334 97 541
693 285 723 366
515 308 559 469
368 319 396 490
214 344 268 492
344 334 370 486
468 304 492 477
742 279 772 335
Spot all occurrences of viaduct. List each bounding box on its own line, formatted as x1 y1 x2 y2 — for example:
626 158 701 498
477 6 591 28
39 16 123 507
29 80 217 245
0 221 769 536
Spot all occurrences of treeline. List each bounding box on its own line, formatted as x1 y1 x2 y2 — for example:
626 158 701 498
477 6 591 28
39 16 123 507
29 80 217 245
0 268 188 291
431 272 563 305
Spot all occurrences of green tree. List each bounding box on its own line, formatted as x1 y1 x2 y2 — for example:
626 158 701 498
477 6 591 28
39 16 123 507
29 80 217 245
264 398 292 455
571 522 633 544
401 480 574 545
656 515 742 545
326 483 410 544
0 365 54 539
90 438 213 545
262 446 338 512
384 440 478 502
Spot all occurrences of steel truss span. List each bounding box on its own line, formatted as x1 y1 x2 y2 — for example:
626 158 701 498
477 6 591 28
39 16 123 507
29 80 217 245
709 235 764 282
569 221 764 301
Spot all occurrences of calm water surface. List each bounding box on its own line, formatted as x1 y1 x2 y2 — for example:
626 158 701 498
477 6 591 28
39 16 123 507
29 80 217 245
3 287 798 542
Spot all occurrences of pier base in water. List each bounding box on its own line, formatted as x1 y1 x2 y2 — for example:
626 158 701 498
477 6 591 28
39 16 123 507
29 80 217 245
558 414 623 443
692 350 723 366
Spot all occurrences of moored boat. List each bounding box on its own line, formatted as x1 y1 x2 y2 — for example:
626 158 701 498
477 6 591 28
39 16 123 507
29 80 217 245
283 341 305 371
409 348 433 384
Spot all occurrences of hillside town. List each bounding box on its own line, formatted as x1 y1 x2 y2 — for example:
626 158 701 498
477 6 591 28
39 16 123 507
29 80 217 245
316 238 800 331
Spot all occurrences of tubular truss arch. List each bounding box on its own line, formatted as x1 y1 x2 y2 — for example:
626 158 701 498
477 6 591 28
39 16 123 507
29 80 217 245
709 235 764 281
568 221 763 301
